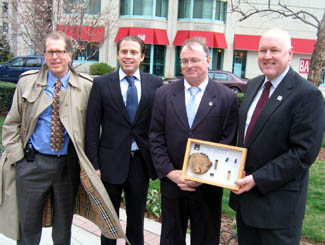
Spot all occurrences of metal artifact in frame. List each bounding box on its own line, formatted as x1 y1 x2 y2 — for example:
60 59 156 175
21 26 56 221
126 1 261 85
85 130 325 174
181 138 247 191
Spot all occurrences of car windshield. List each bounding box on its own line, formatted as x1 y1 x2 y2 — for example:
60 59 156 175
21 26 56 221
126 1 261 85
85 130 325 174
8 57 25 67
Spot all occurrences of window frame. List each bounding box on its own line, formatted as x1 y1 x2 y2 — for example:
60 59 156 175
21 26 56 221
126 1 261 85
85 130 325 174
120 0 168 19
178 0 227 22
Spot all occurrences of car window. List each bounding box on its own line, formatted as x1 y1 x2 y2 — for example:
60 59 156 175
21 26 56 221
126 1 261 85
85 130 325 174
208 72 214 80
25 57 42 67
8 57 25 67
214 73 229 81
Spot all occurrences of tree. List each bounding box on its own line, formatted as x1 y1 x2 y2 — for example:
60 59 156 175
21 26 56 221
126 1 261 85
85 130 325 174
0 33 11 63
229 0 325 86
7 0 118 63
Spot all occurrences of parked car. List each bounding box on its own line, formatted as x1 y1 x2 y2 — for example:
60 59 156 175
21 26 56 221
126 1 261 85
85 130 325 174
0 55 45 83
163 70 247 93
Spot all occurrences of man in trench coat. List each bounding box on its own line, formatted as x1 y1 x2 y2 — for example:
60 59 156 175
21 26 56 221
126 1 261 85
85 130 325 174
0 31 126 244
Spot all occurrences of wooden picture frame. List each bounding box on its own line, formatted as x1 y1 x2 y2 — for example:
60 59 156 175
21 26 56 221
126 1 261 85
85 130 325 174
181 138 247 191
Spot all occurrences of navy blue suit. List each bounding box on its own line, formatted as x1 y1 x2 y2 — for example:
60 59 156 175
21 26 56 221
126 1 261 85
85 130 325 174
86 70 162 245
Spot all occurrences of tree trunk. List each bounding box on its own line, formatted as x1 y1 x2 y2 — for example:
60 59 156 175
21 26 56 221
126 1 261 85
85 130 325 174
308 10 325 86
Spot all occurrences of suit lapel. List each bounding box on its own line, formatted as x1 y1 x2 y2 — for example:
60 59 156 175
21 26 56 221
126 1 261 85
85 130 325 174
191 79 216 130
171 80 189 130
133 72 148 124
245 69 295 145
107 71 130 122
238 76 265 145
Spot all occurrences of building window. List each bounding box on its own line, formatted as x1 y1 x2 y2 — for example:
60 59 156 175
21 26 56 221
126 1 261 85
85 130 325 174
210 48 223 70
232 50 247 79
64 0 101 15
120 0 168 18
178 0 227 22
2 2 8 14
74 42 99 61
141 44 165 76
174 46 224 76
3 22 8 33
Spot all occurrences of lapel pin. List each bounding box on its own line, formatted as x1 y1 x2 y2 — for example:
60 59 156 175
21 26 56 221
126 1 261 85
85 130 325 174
208 101 213 106
277 96 283 101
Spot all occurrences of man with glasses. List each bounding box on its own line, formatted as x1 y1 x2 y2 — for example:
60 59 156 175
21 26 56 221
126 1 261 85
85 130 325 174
149 37 238 245
1 31 95 244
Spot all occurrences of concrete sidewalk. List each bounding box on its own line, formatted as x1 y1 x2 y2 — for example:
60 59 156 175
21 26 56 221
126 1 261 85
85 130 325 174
0 209 191 245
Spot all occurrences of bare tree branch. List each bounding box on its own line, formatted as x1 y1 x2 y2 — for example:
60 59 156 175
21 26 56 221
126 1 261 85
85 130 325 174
7 0 118 62
229 0 325 86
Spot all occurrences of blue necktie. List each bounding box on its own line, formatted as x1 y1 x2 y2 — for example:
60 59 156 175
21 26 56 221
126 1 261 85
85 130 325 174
125 76 138 123
186 87 201 128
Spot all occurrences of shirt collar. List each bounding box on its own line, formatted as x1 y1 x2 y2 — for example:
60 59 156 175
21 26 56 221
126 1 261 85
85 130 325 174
119 68 141 82
264 66 290 89
48 70 70 89
184 76 209 92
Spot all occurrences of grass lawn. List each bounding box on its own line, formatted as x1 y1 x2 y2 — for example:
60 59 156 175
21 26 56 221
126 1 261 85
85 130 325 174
303 160 325 242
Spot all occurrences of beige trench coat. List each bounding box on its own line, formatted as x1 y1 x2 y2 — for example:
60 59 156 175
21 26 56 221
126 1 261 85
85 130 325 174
0 65 127 242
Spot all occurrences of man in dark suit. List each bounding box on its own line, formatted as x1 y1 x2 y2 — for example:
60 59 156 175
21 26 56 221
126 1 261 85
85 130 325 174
149 37 238 245
229 28 324 245
85 35 162 245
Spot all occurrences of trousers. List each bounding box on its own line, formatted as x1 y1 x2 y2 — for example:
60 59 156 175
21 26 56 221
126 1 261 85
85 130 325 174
15 152 78 245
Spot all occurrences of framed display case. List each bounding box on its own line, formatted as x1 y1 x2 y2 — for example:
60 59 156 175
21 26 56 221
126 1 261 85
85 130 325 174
181 138 247 191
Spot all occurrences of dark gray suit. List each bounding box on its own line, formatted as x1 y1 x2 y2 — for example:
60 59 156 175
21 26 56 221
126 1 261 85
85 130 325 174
86 70 162 245
149 78 238 245
229 67 324 244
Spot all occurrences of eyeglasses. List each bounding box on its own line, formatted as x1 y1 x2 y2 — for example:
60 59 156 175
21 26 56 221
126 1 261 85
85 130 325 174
45 50 66 57
180 58 203 66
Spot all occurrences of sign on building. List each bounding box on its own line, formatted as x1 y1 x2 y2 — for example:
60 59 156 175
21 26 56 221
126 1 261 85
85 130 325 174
299 58 311 74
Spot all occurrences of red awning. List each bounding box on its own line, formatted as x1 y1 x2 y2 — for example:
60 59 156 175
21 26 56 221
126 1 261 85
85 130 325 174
234 34 316 54
57 25 105 42
114 27 169 45
234 34 261 51
173 30 228 49
291 38 316 54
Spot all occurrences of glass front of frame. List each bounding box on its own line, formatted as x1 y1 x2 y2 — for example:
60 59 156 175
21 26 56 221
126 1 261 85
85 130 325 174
182 138 247 190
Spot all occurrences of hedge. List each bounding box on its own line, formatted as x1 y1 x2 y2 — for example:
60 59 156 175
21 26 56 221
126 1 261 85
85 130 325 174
0 82 16 112
89 62 115 75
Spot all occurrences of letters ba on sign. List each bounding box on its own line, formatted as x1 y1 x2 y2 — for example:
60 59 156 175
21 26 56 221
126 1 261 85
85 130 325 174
181 138 247 191
299 58 310 74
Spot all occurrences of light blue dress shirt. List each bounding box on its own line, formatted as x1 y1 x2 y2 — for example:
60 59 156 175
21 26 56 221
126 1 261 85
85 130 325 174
30 70 70 155
119 68 141 151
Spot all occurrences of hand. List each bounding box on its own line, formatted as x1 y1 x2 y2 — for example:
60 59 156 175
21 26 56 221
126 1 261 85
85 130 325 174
178 180 202 192
232 174 256 195
167 170 197 192
96 169 101 177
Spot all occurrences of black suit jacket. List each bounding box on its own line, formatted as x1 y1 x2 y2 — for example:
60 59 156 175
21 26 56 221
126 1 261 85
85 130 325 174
149 78 238 199
86 71 162 184
229 67 324 229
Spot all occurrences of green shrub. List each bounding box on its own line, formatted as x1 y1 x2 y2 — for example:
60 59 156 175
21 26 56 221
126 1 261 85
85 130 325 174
89 63 115 75
237 93 244 105
0 82 16 112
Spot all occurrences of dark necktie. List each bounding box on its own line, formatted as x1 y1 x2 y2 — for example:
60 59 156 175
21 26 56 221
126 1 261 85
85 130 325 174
244 81 272 145
125 76 138 123
50 80 65 151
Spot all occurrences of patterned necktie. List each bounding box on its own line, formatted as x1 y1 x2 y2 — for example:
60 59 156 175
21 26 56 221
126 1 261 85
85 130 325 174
186 87 201 128
244 81 272 145
125 76 138 123
50 80 65 151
